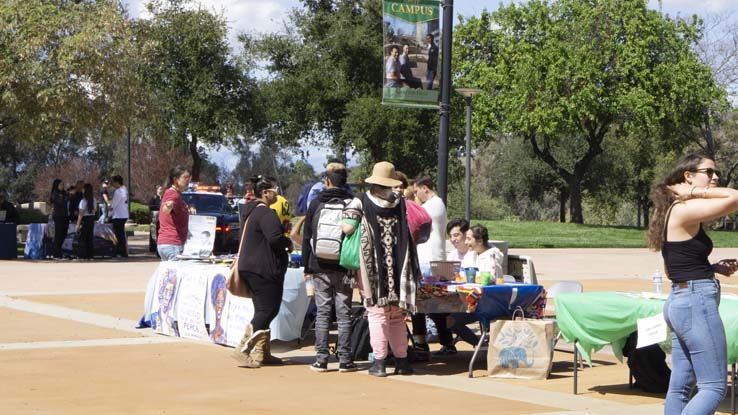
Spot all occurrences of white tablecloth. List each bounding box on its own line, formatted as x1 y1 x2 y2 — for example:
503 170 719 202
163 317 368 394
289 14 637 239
142 262 308 343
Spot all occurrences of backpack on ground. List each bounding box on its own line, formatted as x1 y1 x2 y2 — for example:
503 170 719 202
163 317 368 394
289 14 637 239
311 197 351 263
296 181 316 215
622 331 671 393
349 307 372 361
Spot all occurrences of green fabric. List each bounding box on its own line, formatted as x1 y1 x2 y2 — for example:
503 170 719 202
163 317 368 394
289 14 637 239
555 291 738 366
339 223 361 270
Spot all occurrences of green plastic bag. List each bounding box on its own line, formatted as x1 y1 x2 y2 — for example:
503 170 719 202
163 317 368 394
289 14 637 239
339 223 361 270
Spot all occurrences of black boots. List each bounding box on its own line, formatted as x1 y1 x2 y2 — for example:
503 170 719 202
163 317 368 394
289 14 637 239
393 357 414 375
368 359 387 377
368 358 413 376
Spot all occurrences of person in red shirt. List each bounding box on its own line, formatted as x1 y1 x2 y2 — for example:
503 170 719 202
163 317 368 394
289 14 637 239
158 166 192 260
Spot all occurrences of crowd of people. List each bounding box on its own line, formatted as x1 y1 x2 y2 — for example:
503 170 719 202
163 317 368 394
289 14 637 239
47 176 129 260
228 160 506 376
21 152 738 413
225 153 738 415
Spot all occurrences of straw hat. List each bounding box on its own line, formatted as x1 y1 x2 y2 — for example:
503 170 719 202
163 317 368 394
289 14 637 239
365 161 402 187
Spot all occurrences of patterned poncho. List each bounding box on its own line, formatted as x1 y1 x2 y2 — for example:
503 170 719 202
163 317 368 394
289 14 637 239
343 191 421 312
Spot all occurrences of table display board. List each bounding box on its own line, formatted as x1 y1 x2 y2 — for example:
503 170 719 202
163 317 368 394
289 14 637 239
142 262 309 343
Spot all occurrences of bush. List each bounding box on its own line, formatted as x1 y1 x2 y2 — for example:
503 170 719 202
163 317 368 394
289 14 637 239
18 209 48 224
130 202 151 225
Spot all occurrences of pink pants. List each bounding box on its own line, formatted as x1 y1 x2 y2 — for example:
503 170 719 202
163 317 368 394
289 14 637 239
367 305 408 360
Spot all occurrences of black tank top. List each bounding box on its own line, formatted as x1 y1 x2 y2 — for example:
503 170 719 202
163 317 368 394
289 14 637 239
662 204 714 283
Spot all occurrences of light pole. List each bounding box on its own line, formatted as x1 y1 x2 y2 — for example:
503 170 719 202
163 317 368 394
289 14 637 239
437 0 453 204
455 88 482 222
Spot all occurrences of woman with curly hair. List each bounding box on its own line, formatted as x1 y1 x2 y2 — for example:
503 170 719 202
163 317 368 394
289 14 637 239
646 153 738 414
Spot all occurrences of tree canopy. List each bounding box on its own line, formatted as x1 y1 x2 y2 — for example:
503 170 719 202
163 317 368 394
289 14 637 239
454 0 726 223
138 0 262 181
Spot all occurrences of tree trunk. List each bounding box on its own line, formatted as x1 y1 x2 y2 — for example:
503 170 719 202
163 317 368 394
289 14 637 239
559 188 568 223
643 202 650 228
569 178 584 224
637 202 641 228
189 137 201 182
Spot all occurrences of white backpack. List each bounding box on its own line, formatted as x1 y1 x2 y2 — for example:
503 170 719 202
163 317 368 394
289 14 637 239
312 197 351 263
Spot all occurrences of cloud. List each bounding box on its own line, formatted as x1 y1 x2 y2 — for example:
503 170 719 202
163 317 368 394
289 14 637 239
121 0 293 53
648 0 737 15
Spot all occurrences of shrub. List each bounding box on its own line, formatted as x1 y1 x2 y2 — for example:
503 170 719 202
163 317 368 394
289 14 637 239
130 202 151 225
18 209 48 224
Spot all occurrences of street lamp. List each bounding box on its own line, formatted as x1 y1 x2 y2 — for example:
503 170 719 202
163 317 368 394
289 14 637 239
455 88 482 222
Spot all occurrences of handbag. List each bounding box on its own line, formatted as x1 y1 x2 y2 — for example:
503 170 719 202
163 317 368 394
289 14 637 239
487 307 555 379
226 261 251 298
339 223 361 270
226 204 263 298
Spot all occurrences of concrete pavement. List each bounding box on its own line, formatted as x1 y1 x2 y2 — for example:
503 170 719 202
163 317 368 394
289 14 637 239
3 233 738 414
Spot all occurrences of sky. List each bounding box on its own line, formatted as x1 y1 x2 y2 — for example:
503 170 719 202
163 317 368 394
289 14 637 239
121 0 738 173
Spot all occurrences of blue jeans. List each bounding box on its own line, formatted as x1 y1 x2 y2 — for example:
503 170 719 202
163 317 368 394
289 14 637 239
663 278 726 415
425 70 436 90
447 313 480 346
158 244 183 261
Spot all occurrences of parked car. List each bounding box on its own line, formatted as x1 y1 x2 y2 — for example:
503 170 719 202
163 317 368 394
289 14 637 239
149 191 241 254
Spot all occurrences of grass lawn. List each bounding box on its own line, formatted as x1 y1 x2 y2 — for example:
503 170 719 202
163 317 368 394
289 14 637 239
476 220 738 248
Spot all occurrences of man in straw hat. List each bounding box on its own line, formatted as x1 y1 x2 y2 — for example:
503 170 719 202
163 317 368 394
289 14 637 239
341 161 421 377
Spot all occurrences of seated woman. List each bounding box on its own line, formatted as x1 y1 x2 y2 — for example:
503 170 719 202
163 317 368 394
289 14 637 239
463 224 504 279
434 224 507 349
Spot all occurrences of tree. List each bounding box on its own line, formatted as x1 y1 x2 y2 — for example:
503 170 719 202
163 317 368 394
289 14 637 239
139 0 262 181
242 0 448 176
454 0 724 223
0 0 137 200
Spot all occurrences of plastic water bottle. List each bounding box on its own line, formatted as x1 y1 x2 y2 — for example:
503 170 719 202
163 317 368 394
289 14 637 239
305 276 314 297
652 269 663 294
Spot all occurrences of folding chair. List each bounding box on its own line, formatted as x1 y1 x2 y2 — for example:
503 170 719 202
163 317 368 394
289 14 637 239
507 254 538 285
546 281 584 367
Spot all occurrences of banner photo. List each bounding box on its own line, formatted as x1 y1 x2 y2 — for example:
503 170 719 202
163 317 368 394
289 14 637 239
382 0 440 108
182 215 217 258
206 272 229 345
151 267 180 336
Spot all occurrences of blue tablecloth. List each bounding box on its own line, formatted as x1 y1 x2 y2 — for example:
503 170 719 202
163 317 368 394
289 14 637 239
417 283 546 325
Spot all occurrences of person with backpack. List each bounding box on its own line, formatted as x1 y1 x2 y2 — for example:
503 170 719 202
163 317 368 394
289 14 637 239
302 166 357 373
301 160 354 213
342 161 421 377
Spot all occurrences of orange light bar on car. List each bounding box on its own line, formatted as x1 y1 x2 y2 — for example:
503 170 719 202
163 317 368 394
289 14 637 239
195 184 220 192
215 225 230 233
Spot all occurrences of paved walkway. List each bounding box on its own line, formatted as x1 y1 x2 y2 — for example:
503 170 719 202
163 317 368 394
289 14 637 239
3 233 738 414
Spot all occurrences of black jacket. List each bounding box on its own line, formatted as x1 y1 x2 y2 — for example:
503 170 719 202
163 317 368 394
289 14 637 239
148 195 161 212
50 190 68 220
69 191 83 219
0 200 19 224
302 187 353 274
237 200 291 280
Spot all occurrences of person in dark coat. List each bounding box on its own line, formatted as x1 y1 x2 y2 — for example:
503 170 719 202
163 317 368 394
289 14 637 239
231 175 292 369
49 179 69 258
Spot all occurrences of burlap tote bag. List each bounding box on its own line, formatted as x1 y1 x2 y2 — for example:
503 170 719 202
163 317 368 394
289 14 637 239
487 308 555 380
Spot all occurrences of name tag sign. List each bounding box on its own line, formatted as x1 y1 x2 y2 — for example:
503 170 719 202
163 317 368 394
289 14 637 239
636 313 668 348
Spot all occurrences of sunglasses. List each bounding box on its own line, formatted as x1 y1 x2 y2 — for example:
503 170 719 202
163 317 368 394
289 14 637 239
264 187 279 194
693 168 721 179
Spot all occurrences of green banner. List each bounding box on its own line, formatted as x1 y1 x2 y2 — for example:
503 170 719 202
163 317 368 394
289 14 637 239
382 0 440 109
383 0 438 23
